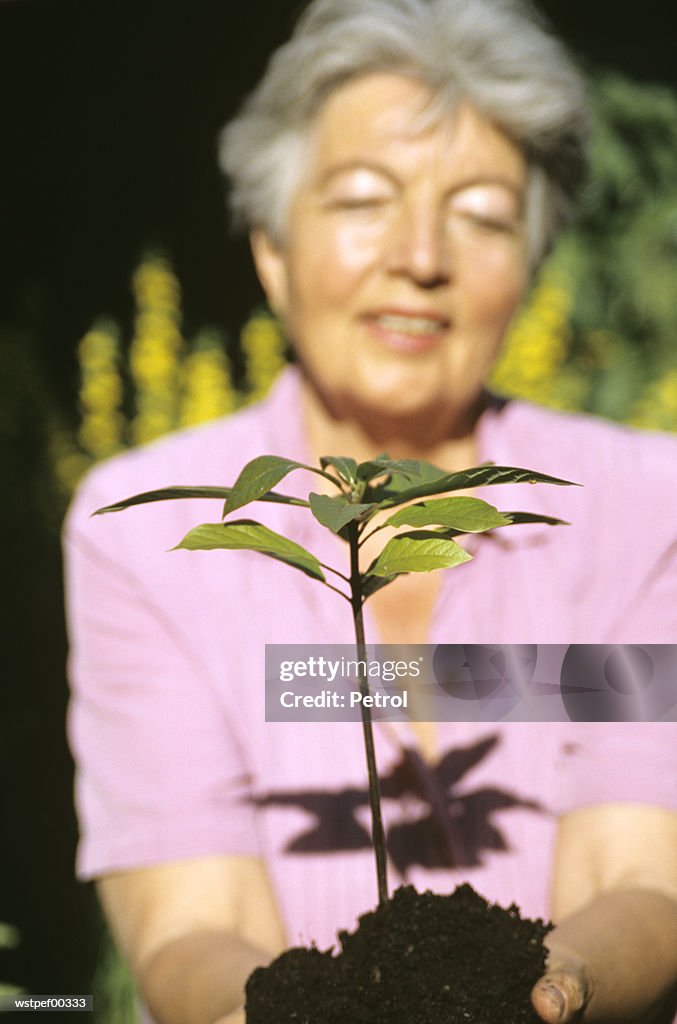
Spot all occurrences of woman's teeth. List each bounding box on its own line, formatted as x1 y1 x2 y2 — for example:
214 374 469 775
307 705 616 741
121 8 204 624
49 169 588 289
374 315 445 335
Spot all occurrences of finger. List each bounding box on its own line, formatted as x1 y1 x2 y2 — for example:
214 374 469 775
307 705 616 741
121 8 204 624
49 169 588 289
531 966 590 1024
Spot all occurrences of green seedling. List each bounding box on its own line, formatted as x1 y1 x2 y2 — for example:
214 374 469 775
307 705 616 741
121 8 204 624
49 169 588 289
95 454 575 906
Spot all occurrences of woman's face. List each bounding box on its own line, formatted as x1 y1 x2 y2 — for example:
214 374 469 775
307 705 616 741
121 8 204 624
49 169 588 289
252 73 530 432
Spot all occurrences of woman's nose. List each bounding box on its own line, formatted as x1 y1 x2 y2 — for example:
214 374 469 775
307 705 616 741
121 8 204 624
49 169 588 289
386 202 452 287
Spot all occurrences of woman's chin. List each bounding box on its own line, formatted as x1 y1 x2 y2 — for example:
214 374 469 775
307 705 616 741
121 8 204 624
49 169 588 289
354 364 469 422
301 361 481 442
339 385 463 441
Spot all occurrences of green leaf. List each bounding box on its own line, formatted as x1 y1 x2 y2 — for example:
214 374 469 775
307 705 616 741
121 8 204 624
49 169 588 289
308 493 375 534
93 485 309 517
356 455 447 484
386 496 511 533
173 520 326 581
501 511 570 527
365 530 473 577
375 464 578 508
320 455 359 486
95 485 236 516
355 453 389 482
361 573 401 599
225 455 335 516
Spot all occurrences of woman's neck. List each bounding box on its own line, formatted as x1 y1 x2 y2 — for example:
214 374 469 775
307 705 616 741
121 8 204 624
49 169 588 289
299 375 487 475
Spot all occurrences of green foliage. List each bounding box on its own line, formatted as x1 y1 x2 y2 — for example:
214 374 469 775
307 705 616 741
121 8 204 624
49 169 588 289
223 455 324 514
366 532 473 577
93 484 310 517
96 454 574 605
544 70 677 423
309 493 374 533
175 520 327 582
384 497 512 532
0 921 23 998
320 455 360 486
91 928 139 1024
370 464 574 509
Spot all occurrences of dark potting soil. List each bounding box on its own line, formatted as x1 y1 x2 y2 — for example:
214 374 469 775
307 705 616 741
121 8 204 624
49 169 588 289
246 884 552 1024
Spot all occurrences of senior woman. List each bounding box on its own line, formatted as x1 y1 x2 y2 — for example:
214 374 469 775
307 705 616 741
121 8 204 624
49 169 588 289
63 1 677 1023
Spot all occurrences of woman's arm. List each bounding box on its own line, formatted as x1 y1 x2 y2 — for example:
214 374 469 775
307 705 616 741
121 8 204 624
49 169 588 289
532 803 677 1023
98 854 287 1024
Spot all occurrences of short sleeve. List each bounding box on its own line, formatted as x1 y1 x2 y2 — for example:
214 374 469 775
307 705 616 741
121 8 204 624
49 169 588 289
63 471 262 880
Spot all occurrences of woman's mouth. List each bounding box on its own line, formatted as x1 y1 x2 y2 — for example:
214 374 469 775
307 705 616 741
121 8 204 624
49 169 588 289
363 312 450 354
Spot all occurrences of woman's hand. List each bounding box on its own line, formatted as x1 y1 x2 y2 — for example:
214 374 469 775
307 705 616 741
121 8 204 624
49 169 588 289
533 803 677 1024
531 888 677 1023
531 942 590 1023
97 855 286 1024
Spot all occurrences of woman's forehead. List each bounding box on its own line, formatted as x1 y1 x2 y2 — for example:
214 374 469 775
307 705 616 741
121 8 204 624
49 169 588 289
304 73 527 189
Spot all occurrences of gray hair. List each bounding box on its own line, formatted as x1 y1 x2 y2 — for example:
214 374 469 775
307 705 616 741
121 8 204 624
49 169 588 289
219 0 589 266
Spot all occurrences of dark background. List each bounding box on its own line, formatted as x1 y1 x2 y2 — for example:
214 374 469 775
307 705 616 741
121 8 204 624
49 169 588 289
0 0 675 1006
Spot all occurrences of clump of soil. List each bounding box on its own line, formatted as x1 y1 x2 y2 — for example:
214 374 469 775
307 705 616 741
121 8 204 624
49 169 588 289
246 884 552 1024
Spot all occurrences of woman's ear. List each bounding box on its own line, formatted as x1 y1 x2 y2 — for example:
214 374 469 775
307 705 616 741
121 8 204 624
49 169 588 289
250 230 289 319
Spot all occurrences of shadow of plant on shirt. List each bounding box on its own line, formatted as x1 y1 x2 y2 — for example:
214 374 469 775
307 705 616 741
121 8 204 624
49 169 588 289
257 734 543 873
96 452 572 903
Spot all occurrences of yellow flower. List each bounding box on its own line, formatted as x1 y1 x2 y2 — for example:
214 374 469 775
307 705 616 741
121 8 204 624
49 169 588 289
240 312 287 403
628 368 677 432
77 320 125 458
132 259 181 315
129 256 184 444
180 330 237 426
490 271 578 409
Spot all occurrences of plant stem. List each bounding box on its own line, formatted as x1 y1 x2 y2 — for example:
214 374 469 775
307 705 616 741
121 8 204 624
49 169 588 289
347 522 389 906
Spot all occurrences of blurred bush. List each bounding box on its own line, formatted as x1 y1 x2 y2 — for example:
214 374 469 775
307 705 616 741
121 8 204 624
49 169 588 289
91 929 140 1024
0 921 23 998
493 69 677 427
53 253 287 496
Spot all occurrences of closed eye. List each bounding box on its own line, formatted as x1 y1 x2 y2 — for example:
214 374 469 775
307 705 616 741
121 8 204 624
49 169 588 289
455 211 520 233
326 196 391 211
448 183 524 236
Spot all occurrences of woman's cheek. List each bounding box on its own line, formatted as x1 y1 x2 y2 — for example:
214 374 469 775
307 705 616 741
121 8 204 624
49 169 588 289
330 220 388 279
468 252 527 324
